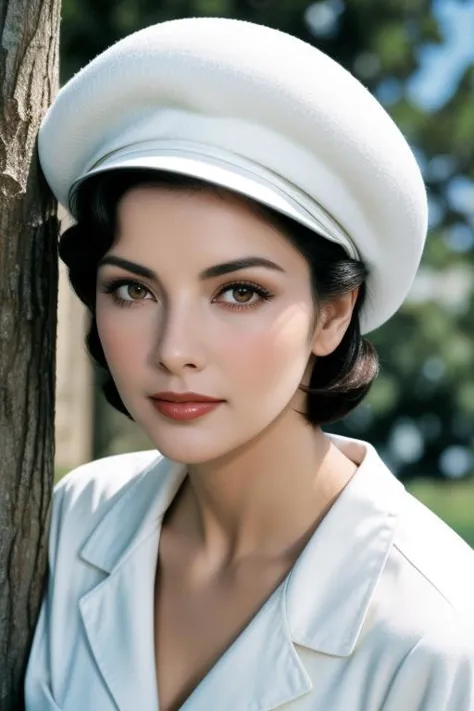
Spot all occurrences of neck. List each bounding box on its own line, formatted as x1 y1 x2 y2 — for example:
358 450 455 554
168 409 357 566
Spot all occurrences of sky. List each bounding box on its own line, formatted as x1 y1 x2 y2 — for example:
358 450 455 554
408 0 474 111
408 0 474 227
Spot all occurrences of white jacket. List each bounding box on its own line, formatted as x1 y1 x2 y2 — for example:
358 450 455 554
25 436 474 710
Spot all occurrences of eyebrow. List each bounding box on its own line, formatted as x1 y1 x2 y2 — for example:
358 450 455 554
97 255 285 280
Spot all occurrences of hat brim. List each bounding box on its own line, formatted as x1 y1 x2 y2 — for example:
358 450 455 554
71 149 359 260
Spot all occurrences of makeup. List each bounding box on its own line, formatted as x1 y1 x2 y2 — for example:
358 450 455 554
150 393 224 422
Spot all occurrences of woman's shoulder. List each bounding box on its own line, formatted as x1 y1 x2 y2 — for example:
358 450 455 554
346 434 474 621
380 618 474 710
55 449 162 500
392 489 474 620
50 450 164 561
338 435 474 638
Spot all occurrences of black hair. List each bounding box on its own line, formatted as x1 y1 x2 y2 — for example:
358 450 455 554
60 169 378 426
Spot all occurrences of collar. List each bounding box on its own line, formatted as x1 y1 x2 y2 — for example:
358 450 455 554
80 454 187 573
80 435 405 658
285 434 405 656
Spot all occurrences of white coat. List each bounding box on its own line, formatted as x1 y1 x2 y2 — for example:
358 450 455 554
25 436 474 710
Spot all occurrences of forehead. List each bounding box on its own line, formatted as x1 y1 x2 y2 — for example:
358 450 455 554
113 184 308 270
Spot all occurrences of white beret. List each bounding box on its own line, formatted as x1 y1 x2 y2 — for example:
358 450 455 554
38 17 428 334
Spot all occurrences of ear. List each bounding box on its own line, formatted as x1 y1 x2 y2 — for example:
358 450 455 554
311 288 359 356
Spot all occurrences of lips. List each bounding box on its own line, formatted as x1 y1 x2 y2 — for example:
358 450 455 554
150 392 224 421
151 392 222 403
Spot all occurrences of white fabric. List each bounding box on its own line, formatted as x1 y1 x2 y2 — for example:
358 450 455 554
78 125 360 261
25 436 474 710
37 18 428 334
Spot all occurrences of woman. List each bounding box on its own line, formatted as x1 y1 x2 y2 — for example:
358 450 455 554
26 17 474 711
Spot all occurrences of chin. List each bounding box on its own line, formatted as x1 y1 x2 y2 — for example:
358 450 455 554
137 407 270 466
142 427 232 466
155 444 227 466
149 425 262 467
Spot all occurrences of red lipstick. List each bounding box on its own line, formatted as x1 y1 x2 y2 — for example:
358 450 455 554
150 392 224 421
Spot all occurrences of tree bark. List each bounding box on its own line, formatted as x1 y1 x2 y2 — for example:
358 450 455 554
0 0 60 708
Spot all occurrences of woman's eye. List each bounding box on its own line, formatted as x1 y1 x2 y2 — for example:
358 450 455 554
99 278 154 307
221 286 256 304
215 282 273 308
116 282 151 301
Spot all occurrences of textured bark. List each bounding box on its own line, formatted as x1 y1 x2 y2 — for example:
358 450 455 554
0 0 60 707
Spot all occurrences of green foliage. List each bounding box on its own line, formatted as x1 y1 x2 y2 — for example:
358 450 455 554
408 477 474 546
60 0 474 482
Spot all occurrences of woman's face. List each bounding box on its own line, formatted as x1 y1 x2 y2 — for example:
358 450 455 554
95 185 320 464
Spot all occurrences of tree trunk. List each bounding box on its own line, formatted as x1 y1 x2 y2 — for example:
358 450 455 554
0 0 60 708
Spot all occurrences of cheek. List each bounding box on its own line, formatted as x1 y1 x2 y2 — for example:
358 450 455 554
95 304 151 379
218 304 313 390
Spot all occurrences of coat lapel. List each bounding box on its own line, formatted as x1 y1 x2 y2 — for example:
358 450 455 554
79 527 160 710
180 580 312 711
75 435 405 711
75 450 313 711
179 437 406 711
78 455 187 711
286 435 406 656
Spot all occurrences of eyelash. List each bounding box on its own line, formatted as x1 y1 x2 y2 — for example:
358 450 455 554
215 280 274 310
99 279 151 309
99 278 274 311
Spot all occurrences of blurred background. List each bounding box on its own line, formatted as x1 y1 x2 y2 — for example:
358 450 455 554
55 0 474 544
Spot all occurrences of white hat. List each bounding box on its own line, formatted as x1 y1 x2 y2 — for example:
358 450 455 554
38 17 428 334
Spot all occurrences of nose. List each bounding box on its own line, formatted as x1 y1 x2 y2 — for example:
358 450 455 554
153 299 206 375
